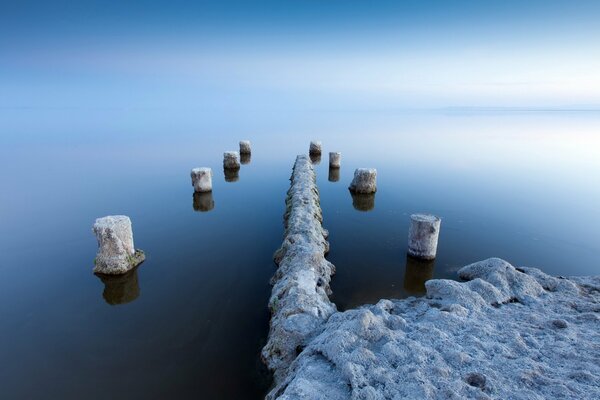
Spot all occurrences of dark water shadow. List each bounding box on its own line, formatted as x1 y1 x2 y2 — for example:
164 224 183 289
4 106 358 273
96 268 140 305
328 167 340 182
309 153 321 165
350 191 375 211
193 192 215 212
403 256 435 295
224 168 240 182
240 153 251 165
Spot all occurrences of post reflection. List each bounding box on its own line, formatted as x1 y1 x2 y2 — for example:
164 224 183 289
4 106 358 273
224 168 240 182
350 191 375 211
328 167 340 182
403 256 435 295
240 153 251 165
309 152 321 165
193 192 215 212
96 268 140 305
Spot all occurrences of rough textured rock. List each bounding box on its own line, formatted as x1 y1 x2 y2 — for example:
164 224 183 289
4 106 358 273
240 140 252 154
309 141 322 155
270 258 600 399
223 151 241 169
190 167 212 192
349 168 377 194
263 155 337 384
407 214 441 260
329 152 341 168
92 215 145 275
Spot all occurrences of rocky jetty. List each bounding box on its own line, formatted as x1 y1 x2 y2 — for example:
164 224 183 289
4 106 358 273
262 155 337 383
268 258 600 399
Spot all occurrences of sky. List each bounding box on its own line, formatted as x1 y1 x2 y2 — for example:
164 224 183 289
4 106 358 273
1 0 600 110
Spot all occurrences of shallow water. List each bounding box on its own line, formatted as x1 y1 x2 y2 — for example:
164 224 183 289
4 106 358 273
1 109 599 398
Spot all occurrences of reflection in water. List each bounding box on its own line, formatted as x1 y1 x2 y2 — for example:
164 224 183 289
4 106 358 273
224 168 240 182
309 152 321 165
193 192 215 212
240 153 251 165
96 268 140 305
403 256 435 295
328 167 340 182
350 191 375 211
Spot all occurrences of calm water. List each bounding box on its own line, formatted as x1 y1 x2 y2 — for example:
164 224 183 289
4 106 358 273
1 109 599 398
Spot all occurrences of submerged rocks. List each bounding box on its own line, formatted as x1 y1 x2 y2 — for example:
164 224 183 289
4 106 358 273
92 215 145 275
263 155 337 383
269 258 600 399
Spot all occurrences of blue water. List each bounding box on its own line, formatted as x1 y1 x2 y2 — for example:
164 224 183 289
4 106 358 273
1 109 599 398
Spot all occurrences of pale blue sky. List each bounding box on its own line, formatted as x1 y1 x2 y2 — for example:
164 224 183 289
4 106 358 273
1 0 600 109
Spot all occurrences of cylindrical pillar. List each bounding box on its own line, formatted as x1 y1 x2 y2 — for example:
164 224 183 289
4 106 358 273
92 215 145 274
190 167 213 192
407 214 441 260
329 152 341 168
223 151 241 169
239 140 251 154
309 140 322 155
348 168 377 193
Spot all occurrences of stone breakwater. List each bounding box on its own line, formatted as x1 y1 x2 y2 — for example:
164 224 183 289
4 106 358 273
269 258 600 399
262 155 337 383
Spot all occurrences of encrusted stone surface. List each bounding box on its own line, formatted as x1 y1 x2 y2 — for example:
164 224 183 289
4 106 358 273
223 151 241 169
268 258 600 399
329 152 341 168
407 213 441 260
92 215 145 275
263 155 337 383
309 141 322 154
190 167 213 192
240 140 252 154
349 168 377 194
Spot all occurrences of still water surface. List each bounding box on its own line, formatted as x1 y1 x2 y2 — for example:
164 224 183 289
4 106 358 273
1 110 599 398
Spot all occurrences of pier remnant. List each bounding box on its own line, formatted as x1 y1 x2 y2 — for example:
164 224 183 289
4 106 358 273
349 168 377 193
92 215 145 275
329 152 341 168
239 140 251 154
407 213 441 260
190 167 212 193
263 155 336 383
223 151 241 170
309 140 322 155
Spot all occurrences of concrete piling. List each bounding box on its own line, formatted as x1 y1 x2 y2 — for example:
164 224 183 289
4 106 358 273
309 140 322 155
239 140 251 155
349 168 377 194
92 215 145 275
329 152 341 168
190 167 213 192
224 151 241 170
407 214 441 260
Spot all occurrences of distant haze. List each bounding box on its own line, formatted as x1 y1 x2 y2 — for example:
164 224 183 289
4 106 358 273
1 0 600 110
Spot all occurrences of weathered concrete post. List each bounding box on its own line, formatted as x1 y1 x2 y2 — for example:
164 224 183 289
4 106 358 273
348 168 377 193
92 215 145 275
407 214 441 260
329 152 341 168
309 140 322 155
190 167 212 192
223 151 241 170
239 140 251 155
